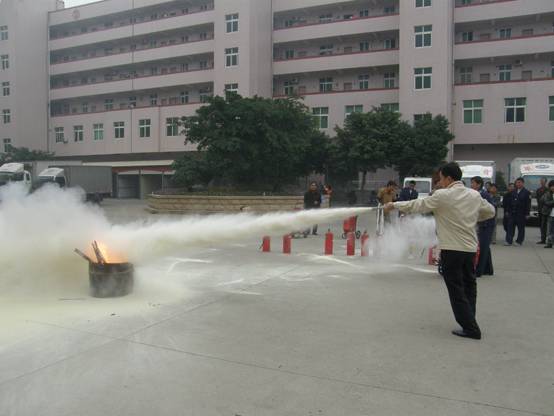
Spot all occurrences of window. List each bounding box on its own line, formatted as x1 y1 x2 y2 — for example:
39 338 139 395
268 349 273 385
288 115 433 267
81 77 88 85
81 102 88 113
150 41 157 48
381 103 399 112
139 119 151 137
284 20 294 28
150 67 158 75
150 94 157 106
1 54 8 69
226 13 238 33
3 138 11 153
313 107 329 129
104 73 113 81
285 50 294 59
150 14 157 20
93 124 103 141
284 81 295 95
181 91 189 104
549 96 554 122
384 39 396 49
415 0 431 7
319 14 332 23
130 44 137 51
319 45 333 55
359 9 369 17
319 77 333 92
384 73 395 88
460 67 473 83
104 47 113 55
414 114 426 122
200 4 208 11
2 109 9 124
505 98 526 123
463 100 483 124
461 0 472 4
63 104 69 115
384 6 395 14
129 96 136 107
414 67 432 89
114 121 124 139
1 82 8 96
199 90 209 102
105 99 113 110
0 26 7 41
225 47 238 67
415 25 432 47
55 127 64 143
166 118 179 136
199 33 207 40
359 74 369 89
499 28 512 38
199 60 208 69
345 105 363 118
74 125 83 142
182 35 189 42
224 83 238 93
181 63 189 71
551 61 554 78
359 42 370 52
499 64 511 81
461 31 473 42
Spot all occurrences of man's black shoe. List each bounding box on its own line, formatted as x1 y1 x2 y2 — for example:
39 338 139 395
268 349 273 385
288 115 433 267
537 241 546 244
545 244 553 248
312 232 318 235
452 330 481 340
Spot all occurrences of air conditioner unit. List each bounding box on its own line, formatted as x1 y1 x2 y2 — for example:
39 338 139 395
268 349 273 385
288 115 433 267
514 59 523 65
291 77 299 84
204 85 213 92
62 139 68 144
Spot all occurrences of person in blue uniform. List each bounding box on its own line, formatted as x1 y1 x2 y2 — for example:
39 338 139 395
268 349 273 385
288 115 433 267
471 176 495 277
504 177 532 246
398 180 419 201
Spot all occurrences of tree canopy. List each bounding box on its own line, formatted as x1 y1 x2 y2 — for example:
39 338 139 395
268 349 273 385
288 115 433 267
0 146 55 165
330 108 454 185
178 92 328 191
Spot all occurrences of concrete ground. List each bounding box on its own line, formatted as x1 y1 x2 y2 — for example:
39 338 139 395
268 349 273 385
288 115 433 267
1 198 553 416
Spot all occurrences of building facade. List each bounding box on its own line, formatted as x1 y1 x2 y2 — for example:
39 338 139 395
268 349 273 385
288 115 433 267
1 0 554 196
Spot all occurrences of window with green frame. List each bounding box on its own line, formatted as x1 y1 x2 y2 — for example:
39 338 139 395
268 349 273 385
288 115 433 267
313 107 329 128
549 96 554 122
463 100 483 124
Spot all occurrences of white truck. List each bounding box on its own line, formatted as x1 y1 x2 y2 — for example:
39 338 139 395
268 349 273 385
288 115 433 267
457 161 496 188
509 158 554 221
0 163 32 190
402 177 433 199
31 166 112 202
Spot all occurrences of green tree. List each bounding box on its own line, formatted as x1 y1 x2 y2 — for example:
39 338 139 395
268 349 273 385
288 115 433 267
179 92 328 191
495 170 508 193
170 152 216 191
391 113 454 179
0 146 55 164
331 107 409 192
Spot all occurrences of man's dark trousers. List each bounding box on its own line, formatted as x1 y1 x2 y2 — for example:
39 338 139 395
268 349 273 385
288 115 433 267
441 250 481 336
506 214 526 244
476 226 494 276
540 212 548 243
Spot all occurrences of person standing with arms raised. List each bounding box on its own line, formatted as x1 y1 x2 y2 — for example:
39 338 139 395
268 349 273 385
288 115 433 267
384 163 495 340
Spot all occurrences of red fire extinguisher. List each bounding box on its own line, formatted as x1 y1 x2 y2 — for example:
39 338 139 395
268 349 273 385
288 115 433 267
347 232 355 256
262 236 270 252
361 232 369 257
283 234 291 254
325 229 333 255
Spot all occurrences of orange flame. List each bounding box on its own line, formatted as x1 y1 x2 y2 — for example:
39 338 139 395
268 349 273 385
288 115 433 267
95 241 126 263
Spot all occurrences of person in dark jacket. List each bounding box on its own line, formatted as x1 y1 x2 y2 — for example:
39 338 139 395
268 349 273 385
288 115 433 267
501 183 515 233
536 177 548 244
304 182 322 235
471 176 495 277
504 178 532 246
398 180 419 201
541 180 554 248
489 183 501 244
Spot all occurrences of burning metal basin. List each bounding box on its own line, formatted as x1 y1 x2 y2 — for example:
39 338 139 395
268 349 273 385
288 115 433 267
88 262 134 298
75 241 134 298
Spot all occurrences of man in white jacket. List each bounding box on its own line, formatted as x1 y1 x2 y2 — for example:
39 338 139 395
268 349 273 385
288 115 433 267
385 162 495 340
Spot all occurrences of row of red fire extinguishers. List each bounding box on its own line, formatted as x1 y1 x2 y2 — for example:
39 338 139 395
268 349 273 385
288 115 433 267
260 215 372 256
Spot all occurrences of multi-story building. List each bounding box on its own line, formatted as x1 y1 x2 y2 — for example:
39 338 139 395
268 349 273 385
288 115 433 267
1 0 554 197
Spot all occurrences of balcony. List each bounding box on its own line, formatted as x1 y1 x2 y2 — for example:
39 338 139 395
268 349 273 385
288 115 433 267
273 49 399 76
50 69 214 101
273 14 399 44
455 0 554 23
50 10 214 52
455 33 554 61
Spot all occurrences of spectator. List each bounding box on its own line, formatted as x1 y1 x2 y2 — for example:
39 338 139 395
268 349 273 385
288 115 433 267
536 177 548 244
398 180 419 201
489 184 501 244
428 179 442 196
304 182 322 235
541 180 554 248
501 183 515 233
504 178 531 246
377 180 397 224
471 176 495 277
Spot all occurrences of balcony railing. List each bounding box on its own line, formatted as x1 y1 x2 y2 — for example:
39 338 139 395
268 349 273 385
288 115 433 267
274 12 399 31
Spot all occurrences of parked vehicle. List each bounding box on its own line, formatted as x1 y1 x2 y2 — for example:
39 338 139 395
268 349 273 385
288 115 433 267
402 177 433 199
31 166 112 202
456 161 496 188
0 163 32 190
509 158 554 221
